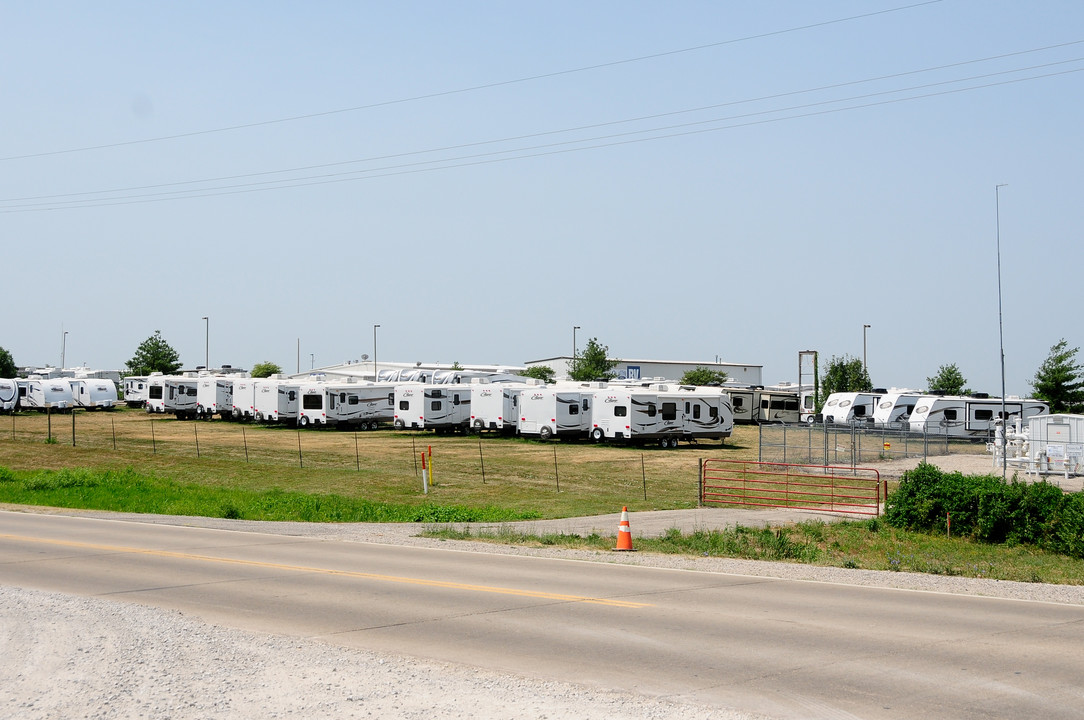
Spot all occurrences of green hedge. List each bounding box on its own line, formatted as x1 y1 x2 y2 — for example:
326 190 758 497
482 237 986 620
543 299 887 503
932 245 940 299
885 463 1084 559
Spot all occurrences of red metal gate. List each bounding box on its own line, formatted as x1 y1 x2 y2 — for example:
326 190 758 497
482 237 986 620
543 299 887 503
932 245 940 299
700 459 884 516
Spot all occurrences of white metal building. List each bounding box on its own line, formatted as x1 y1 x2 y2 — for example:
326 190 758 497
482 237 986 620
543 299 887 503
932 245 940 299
523 357 762 385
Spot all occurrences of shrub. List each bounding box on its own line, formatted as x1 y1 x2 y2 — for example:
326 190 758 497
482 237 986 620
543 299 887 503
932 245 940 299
886 462 1084 558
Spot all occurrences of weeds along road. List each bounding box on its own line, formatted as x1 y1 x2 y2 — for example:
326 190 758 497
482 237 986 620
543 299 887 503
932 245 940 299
2 510 1082 720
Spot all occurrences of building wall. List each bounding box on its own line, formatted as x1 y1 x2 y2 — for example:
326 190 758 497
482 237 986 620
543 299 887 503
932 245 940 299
524 357 762 385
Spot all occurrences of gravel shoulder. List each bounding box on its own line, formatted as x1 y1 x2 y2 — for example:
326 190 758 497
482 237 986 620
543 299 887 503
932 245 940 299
3 451 1081 719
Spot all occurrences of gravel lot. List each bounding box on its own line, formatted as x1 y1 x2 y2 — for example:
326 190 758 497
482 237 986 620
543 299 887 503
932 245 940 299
3 452 1080 720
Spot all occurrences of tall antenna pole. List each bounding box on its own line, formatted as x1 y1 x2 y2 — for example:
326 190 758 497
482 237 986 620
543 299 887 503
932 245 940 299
996 183 1008 479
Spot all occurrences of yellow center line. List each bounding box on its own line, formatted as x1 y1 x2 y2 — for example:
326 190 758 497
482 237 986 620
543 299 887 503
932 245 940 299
0 533 653 609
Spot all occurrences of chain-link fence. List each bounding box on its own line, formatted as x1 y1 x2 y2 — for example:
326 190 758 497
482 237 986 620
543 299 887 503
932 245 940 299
758 422 989 467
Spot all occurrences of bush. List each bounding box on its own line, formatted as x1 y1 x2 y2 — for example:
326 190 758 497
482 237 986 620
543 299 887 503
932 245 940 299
885 462 1084 558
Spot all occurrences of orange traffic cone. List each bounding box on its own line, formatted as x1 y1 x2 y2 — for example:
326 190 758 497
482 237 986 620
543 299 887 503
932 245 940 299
614 506 635 552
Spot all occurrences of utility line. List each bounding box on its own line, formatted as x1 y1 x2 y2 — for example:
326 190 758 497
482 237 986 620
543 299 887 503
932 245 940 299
2 41 1079 206
3 65 1079 213
0 1 942 162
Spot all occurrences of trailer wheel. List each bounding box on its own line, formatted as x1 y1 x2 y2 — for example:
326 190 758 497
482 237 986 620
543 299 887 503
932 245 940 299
393 419 404 430
539 426 553 441
591 428 604 442
299 415 310 428
658 438 668 448
473 419 484 430
669 437 680 449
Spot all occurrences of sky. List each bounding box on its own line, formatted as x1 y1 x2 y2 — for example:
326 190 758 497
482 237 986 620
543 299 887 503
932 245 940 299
2 1 1081 396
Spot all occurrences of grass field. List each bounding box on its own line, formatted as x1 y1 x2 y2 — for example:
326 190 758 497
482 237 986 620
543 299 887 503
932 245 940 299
4 406 1080 585
0 407 755 518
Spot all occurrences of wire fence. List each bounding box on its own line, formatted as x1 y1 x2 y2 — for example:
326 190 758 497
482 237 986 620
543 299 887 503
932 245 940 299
758 422 990 467
0 409 689 501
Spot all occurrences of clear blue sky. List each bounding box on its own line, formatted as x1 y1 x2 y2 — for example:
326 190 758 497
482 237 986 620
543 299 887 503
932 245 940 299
3 1 1081 395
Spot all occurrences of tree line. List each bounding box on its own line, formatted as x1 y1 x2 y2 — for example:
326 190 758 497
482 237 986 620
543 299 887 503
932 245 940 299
3 333 1082 413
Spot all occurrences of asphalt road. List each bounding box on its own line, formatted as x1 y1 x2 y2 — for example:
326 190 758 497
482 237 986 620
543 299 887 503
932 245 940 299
2 511 1081 719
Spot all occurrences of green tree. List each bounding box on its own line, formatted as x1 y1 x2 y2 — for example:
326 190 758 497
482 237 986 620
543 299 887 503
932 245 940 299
125 331 181 375
0 346 16 378
519 366 556 383
250 361 283 378
568 337 618 381
679 366 729 386
450 361 463 370
819 355 871 407
1031 339 1084 413
927 363 969 395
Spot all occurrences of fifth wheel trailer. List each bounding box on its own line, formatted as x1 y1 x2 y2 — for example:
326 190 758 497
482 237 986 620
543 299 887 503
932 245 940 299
69 378 118 409
908 394 1048 438
0 379 19 411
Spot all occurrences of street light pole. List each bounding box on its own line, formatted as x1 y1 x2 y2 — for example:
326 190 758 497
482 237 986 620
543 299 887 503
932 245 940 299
862 324 870 374
996 183 1008 478
373 324 381 382
201 316 209 370
572 326 580 378
61 331 68 370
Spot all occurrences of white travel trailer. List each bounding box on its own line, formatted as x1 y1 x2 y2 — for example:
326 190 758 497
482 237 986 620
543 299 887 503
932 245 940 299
69 378 118 409
0 379 19 412
725 385 762 424
296 381 394 428
231 378 258 420
18 378 74 410
393 383 426 430
422 385 472 433
518 387 592 440
872 390 925 428
196 376 235 419
820 391 884 424
254 377 298 424
758 389 802 424
908 394 1048 438
469 380 543 433
164 376 199 419
123 376 149 408
589 384 733 447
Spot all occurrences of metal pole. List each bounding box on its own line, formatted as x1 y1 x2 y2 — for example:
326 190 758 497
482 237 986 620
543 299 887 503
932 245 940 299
995 183 1008 479
863 324 870 375
373 324 380 382
202 316 209 370
61 330 68 371
573 326 580 362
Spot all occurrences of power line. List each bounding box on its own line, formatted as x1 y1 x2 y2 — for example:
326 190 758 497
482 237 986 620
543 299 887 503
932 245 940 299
3 64 1079 213
2 41 1079 207
0 1 943 163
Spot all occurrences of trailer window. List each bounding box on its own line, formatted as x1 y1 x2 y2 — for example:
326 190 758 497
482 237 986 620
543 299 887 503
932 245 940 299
431 401 442 411
974 409 993 421
853 406 867 417
348 395 359 405
646 403 657 417
288 391 297 402
733 397 744 410
614 406 627 417
399 400 409 410
582 398 589 411
568 404 579 415
150 386 163 400
693 404 701 419
452 394 460 406
303 394 322 410
661 403 677 421
944 409 958 421
709 406 718 419
785 400 799 412
387 393 394 405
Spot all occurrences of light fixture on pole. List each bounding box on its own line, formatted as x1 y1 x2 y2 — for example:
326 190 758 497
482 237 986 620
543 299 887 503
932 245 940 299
373 324 381 382
201 316 209 370
862 324 871 374
996 183 1008 478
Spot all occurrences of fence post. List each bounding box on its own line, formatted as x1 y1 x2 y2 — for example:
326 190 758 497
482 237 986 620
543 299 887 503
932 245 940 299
781 423 787 464
552 445 560 492
698 457 703 507
194 422 200 458
757 423 763 462
478 439 486 484
150 419 156 454
72 409 76 447
111 416 116 451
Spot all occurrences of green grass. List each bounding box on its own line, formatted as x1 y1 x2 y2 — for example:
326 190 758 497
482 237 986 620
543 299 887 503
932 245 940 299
424 518 1084 585
0 466 539 523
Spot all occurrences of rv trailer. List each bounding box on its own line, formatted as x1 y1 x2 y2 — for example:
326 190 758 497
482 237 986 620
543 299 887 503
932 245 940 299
196 376 235 419
674 385 735 443
0 379 19 412
725 385 762 424
123 376 149 408
163 375 199 419
392 383 426 430
69 378 118 409
872 390 925 428
231 378 258 420
820 391 885 425
589 384 733 447
296 381 394 428
908 394 1048 438
18 378 74 410
254 377 301 424
422 385 472 433
757 389 802 424
469 380 542 433
518 387 592 440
